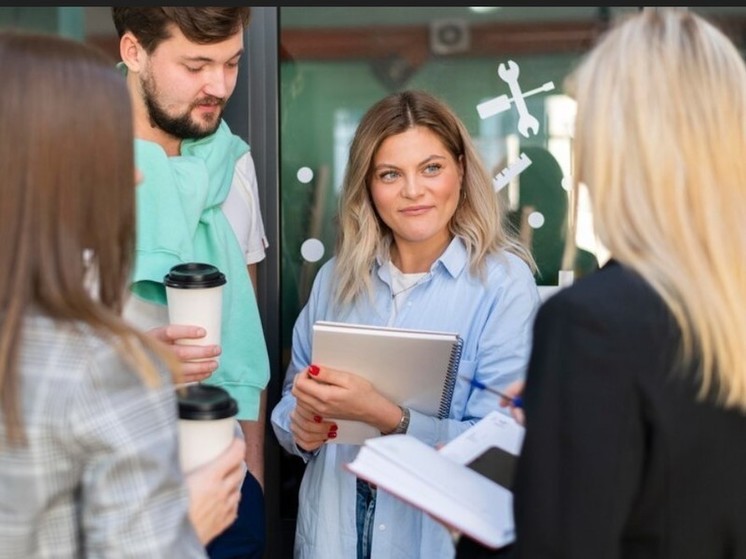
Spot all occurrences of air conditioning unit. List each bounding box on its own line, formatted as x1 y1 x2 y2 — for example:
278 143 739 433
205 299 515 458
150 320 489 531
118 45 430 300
429 19 470 55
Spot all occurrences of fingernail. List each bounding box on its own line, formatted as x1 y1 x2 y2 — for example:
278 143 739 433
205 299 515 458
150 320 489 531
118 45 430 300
329 423 338 432
327 431 337 439
308 364 320 376
313 415 322 423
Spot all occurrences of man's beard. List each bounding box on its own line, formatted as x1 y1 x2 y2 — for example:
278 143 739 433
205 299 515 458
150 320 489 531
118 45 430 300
141 70 225 140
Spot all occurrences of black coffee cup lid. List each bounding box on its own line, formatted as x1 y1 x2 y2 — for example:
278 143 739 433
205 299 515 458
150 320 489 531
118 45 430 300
177 384 238 420
164 262 226 289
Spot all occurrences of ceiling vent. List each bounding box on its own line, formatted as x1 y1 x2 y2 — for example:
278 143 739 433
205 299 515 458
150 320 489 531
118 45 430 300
429 19 470 55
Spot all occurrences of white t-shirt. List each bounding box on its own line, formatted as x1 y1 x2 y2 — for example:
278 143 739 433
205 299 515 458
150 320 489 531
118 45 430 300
389 260 429 320
222 151 268 266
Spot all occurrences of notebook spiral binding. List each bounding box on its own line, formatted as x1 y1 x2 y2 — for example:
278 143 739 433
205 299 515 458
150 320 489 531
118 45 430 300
438 336 464 418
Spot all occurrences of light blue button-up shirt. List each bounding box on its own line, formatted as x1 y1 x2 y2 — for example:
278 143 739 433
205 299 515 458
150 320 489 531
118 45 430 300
271 237 540 559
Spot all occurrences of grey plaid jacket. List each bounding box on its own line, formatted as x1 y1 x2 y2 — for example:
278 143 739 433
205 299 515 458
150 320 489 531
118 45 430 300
0 313 206 558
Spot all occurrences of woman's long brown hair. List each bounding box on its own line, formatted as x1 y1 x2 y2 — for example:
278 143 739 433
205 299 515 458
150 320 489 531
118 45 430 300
0 30 177 445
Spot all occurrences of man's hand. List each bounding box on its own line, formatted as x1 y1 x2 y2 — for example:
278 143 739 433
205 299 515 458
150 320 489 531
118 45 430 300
147 324 221 383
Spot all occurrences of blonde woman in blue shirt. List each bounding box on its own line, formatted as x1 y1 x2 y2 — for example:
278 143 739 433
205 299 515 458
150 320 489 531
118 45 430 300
271 90 540 559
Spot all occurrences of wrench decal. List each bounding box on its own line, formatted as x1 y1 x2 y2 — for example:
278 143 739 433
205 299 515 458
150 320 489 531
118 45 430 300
496 60 542 138
477 80 555 120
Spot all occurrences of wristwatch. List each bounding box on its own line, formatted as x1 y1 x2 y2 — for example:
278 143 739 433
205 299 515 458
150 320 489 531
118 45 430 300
386 406 410 435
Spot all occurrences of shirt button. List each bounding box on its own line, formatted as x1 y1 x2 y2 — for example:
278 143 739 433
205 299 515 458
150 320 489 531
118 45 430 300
379 524 386 531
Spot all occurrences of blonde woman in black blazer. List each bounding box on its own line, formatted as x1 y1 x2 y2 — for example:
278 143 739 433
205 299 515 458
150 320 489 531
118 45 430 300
459 8 746 559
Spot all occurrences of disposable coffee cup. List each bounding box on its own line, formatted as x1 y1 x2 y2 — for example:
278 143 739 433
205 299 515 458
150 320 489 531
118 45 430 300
177 384 238 473
164 262 226 353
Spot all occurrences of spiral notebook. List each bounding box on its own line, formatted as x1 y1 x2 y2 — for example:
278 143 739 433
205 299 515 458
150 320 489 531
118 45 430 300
312 321 463 444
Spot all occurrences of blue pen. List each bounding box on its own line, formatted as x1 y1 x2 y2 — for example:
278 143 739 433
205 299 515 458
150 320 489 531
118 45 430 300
460 375 524 408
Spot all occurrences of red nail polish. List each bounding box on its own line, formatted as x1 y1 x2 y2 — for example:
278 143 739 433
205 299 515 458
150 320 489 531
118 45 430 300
308 365 320 376
328 430 337 439
329 423 338 431
313 415 322 423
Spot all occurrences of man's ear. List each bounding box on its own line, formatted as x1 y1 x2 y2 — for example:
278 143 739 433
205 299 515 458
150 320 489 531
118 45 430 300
119 31 144 72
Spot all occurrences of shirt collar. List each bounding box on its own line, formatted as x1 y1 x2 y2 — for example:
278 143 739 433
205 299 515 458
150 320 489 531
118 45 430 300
374 236 468 279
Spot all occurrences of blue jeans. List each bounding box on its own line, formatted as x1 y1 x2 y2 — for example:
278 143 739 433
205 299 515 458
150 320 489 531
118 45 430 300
356 478 376 559
206 470 265 559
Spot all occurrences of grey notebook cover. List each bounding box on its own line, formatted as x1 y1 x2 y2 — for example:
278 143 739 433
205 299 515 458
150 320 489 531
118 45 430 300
311 320 463 444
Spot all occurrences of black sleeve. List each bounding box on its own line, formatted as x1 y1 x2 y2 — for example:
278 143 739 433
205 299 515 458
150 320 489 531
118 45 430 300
511 294 646 558
456 539 514 559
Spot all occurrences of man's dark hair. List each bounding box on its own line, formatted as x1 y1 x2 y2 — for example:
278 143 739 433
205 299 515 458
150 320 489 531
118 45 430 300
111 8 251 53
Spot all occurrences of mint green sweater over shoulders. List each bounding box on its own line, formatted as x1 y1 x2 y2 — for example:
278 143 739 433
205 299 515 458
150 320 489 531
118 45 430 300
131 121 269 420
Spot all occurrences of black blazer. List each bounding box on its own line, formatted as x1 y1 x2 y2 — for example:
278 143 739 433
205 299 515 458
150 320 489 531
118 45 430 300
459 260 746 559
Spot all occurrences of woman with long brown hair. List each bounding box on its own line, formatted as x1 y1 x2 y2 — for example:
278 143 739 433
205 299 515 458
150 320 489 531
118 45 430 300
0 30 243 558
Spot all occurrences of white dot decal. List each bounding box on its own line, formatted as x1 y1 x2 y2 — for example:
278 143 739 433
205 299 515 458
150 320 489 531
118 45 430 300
528 211 545 229
301 238 325 263
297 167 314 184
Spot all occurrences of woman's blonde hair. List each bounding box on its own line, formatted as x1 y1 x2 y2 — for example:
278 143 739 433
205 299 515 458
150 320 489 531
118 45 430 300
567 8 746 408
0 31 178 445
334 90 533 307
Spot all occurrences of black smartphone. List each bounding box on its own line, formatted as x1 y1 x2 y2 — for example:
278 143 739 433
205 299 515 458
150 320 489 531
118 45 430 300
466 446 517 491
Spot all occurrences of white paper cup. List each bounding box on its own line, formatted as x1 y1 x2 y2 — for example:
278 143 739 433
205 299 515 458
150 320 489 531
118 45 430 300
164 262 226 353
177 384 238 473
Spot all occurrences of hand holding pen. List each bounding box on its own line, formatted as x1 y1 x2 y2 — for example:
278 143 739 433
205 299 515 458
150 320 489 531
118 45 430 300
461 376 526 425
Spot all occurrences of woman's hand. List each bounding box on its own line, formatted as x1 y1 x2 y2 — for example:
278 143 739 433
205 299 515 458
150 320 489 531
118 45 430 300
291 365 402 438
147 324 221 383
498 379 525 426
185 436 246 545
290 401 337 452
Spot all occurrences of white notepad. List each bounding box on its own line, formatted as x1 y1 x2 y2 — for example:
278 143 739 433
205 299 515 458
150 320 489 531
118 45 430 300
311 320 463 444
346 411 525 549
